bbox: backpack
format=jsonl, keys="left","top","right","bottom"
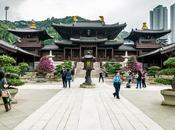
{"left": 113, "top": 76, "right": 120, "bottom": 83}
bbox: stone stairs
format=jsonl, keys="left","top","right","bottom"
{"left": 75, "top": 62, "right": 101, "bottom": 78}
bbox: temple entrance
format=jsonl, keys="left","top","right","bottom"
{"left": 81, "top": 46, "right": 96, "bottom": 58}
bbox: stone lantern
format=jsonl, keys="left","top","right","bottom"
{"left": 80, "top": 51, "right": 96, "bottom": 88}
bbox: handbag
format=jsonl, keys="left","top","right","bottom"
{"left": 1, "top": 90, "right": 9, "bottom": 98}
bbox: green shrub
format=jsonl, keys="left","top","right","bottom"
{"left": 148, "top": 66, "right": 160, "bottom": 77}
{"left": 7, "top": 78, "right": 25, "bottom": 86}
{"left": 159, "top": 68, "right": 175, "bottom": 75}
{"left": 63, "top": 60, "right": 72, "bottom": 69}
{"left": 55, "top": 64, "right": 63, "bottom": 77}
{"left": 18, "top": 62, "right": 29, "bottom": 76}
{"left": 155, "top": 78, "right": 174, "bottom": 85}
{"left": 0, "top": 55, "right": 16, "bottom": 67}
{"left": 155, "top": 57, "right": 175, "bottom": 89}
{"left": 4, "top": 66, "right": 21, "bottom": 75}
{"left": 105, "top": 62, "right": 122, "bottom": 74}
{"left": 164, "top": 57, "right": 175, "bottom": 67}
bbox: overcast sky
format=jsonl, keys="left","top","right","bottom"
{"left": 0, "top": 0, "right": 174, "bottom": 31}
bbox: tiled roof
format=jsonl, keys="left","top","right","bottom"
{"left": 0, "top": 40, "right": 39, "bottom": 57}
{"left": 125, "top": 29, "right": 171, "bottom": 42}
{"left": 138, "top": 43, "right": 175, "bottom": 58}
{"left": 118, "top": 44, "right": 136, "bottom": 51}
{"left": 70, "top": 37, "right": 107, "bottom": 42}
{"left": 41, "top": 44, "right": 59, "bottom": 50}
{"left": 8, "top": 28, "right": 53, "bottom": 41}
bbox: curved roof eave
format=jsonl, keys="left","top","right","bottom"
{"left": 125, "top": 29, "right": 171, "bottom": 42}
{"left": 8, "top": 29, "right": 53, "bottom": 41}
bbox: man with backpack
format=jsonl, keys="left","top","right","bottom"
{"left": 112, "top": 71, "right": 121, "bottom": 99}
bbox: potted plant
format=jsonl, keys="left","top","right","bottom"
{"left": 155, "top": 57, "right": 175, "bottom": 105}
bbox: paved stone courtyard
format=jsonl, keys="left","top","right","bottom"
{"left": 0, "top": 78, "right": 175, "bottom": 130}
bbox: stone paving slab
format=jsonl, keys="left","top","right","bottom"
{"left": 0, "top": 89, "right": 59, "bottom": 130}
{"left": 14, "top": 78, "right": 165, "bottom": 130}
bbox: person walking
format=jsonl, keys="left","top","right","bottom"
{"left": 142, "top": 70, "right": 147, "bottom": 88}
{"left": 99, "top": 70, "right": 104, "bottom": 83}
{"left": 61, "top": 68, "right": 67, "bottom": 88}
{"left": 71, "top": 67, "right": 75, "bottom": 81}
{"left": 0, "top": 71, "right": 11, "bottom": 112}
{"left": 66, "top": 69, "right": 72, "bottom": 88}
{"left": 112, "top": 71, "right": 121, "bottom": 99}
{"left": 136, "top": 71, "right": 142, "bottom": 89}
{"left": 126, "top": 72, "right": 133, "bottom": 88}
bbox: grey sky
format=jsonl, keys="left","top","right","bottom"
{"left": 0, "top": 0, "right": 174, "bottom": 31}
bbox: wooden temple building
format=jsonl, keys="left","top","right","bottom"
{"left": 0, "top": 40, "right": 38, "bottom": 68}
{"left": 8, "top": 20, "right": 52, "bottom": 56}
{"left": 125, "top": 22, "right": 171, "bottom": 67}
{"left": 4, "top": 18, "right": 172, "bottom": 68}
{"left": 41, "top": 20, "right": 137, "bottom": 62}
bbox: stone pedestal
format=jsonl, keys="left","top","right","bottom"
{"left": 161, "top": 89, "right": 175, "bottom": 106}
{"left": 80, "top": 83, "right": 96, "bottom": 88}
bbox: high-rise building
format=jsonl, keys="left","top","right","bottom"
{"left": 170, "top": 4, "right": 175, "bottom": 43}
{"left": 150, "top": 5, "right": 168, "bottom": 30}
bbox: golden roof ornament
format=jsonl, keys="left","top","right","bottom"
{"left": 30, "top": 19, "right": 36, "bottom": 29}
{"left": 72, "top": 16, "right": 78, "bottom": 23}
{"left": 99, "top": 16, "right": 104, "bottom": 22}
{"left": 142, "top": 22, "right": 148, "bottom": 30}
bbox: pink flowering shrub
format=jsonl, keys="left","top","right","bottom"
{"left": 37, "top": 56, "right": 55, "bottom": 73}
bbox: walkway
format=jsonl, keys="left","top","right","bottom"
{"left": 13, "top": 78, "right": 164, "bottom": 130}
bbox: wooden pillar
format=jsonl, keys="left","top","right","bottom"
{"left": 96, "top": 46, "right": 98, "bottom": 60}
{"left": 79, "top": 46, "right": 82, "bottom": 61}
{"left": 112, "top": 48, "right": 114, "bottom": 59}
{"left": 105, "top": 49, "right": 107, "bottom": 60}
{"left": 64, "top": 48, "right": 65, "bottom": 60}
{"left": 71, "top": 49, "right": 73, "bottom": 60}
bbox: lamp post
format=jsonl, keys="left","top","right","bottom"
{"left": 80, "top": 51, "right": 96, "bottom": 88}
{"left": 4, "top": 6, "right": 10, "bottom": 21}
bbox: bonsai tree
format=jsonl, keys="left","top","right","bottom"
{"left": 37, "top": 56, "right": 55, "bottom": 75}
{"left": 0, "top": 54, "right": 16, "bottom": 68}
{"left": 18, "top": 62, "right": 29, "bottom": 76}
{"left": 155, "top": 57, "right": 175, "bottom": 90}
{"left": 148, "top": 66, "right": 161, "bottom": 78}
{"left": 0, "top": 55, "right": 24, "bottom": 87}
{"left": 104, "top": 62, "right": 122, "bottom": 74}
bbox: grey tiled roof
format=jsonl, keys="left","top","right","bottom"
{"left": 118, "top": 44, "right": 136, "bottom": 51}
{"left": 0, "top": 40, "right": 38, "bottom": 57}
{"left": 8, "top": 28, "right": 53, "bottom": 41}
{"left": 125, "top": 29, "right": 171, "bottom": 42}
{"left": 70, "top": 37, "right": 107, "bottom": 42}
{"left": 55, "top": 40, "right": 73, "bottom": 45}
{"left": 41, "top": 44, "right": 59, "bottom": 50}
{"left": 138, "top": 43, "right": 175, "bottom": 58}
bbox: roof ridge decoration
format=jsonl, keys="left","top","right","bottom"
{"left": 142, "top": 22, "right": 148, "bottom": 30}
{"left": 30, "top": 19, "right": 37, "bottom": 29}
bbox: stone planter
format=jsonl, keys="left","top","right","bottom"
{"left": 0, "top": 87, "right": 18, "bottom": 105}
{"left": 161, "top": 89, "right": 175, "bottom": 106}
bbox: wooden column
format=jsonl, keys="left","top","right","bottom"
{"left": 96, "top": 46, "right": 98, "bottom": 60}
{"left": 64, "top": 48, "right": 65, "bottom": 60}
{"left": 79, "top": 46, "right": 82, "bottom": 61}
{"left": 112, "top": 48, "right": 114, "bottom": 59}
{"left": 71, "top": 49, "right": 73, "bottom": 60}
{"left": 105, "top": 49, "right": 107, "bottom": 60}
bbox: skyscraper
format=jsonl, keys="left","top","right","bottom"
{"left": 170, "top": 4, "right": 175, "bottom": 43}
{"left": 150, "top": 5, "right": 168, "bottom": 30}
